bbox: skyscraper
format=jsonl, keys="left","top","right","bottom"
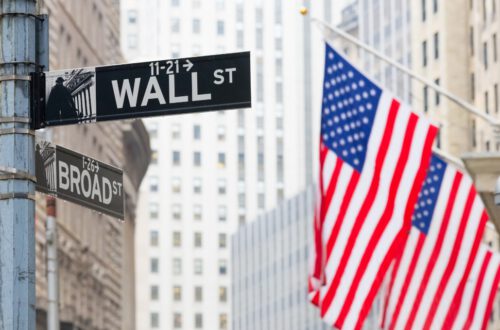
{"left": 120, "top": 0, "right": 333, "bottom": 328}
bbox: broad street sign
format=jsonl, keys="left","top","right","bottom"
{"left": 32, "top": 52, "right": 251, "bottom": 128}
{"left": 35, "top": 139, "right": 124, "bottom": 219}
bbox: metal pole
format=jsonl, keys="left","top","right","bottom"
{"left": 0, "top": 1, "right": 37, "bottom": 329}
{"left": 46, "top": 196, "right": 59, "bottom": 330}
{"left": 311, "top": 17, "right": 500, "bottom": 127}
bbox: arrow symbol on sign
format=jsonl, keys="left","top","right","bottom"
{"left": 183, "top": 59, "right": 193, "bottom": 72}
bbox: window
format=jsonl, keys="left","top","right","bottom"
{"left": 423, "top": 86, "right": 429, "bottom": 113}
{"left": 238, "top": 193, "right": 246, "bottom": 208}
{"left": 433, "top": 0, "right": 438, "bottom": 12}
{"left": 218, "top": 206, "right": 227, "bottom": 222}
{"left": 172, "top": 123, "right": 181, "bottom": 139}
{"left": 434, "top": 79, "right": 440, "bottom": 105}
{"left": 151, "top": 149, "right": 158, "bottom": 164}
{"left": 236, "top": 3, "right": 244, "bottom": 22}
{"left": 172, "top": 151, "right": 181, "bottom": 166}
{"left": 483, "top": 0, "right": 487, "bottom": 21}
{"left": 239, "top": 214, "right": 246, "bottom": 225}
{"left": 192, "top": 0, "right": 201, "bottom": 8}
{"left": 173, "top": 313, "right": 182, "bottom": 329}
{"left": 484, "top": 42, "right": 488, "bottom": 70}
{"left": 193, "top": 177, "right": 202, "bottom": 194}
{"left": 217, "top": 125, "right": 226, "bottom": 141}
{"left": 236, "top": 29, "right": 244, "bottom": 48}
{"left": 172, "top": 177, "right": 181, "bottom": 193}
{"left": 172, "top": 204, "right": 181, "bottom": 220}
{"left": 422, "top": 40, "right": 428, "bottom": 67}
{"left": 150, "top": 230, "right": 159, "bottom": 246}
{"left": 218, "top": 153, "right": 226, "bottom": 168}
{"left": 148, "top": 122, "right": 158, "bottom": 138}
{"left": 149, "top": 203, "right": 159, "bottom": 219}
{"left": 219, "top": 287, "right": 227, "bottom": 302}
{"left": 218, "top": 259, "right": 227, "bottom": 275}
{"left": 151, "top": 285, "right": 159, "bottom": 300}
{"left": 193, "top": 205, "right": 202, "bottom": 221}
{"left": 172, "top": 0, "right": 180, "bottom": 6}
{"left": 276, "top": 82, "right": 283, "bottom": 103}
{"left": 471, "top": 73, "right": 476, "bottom": 100}
{"left": 216, "top": 0, "right": 225, "bottom": 10}
{"left": 173, "top": 258, "right": 182, "bottom": 275}
{"left": 470, "top": 27, "right": 474, "bottom": 56}
{"left": 193, "top": 125, "right": 201, "bottom": 139}
{"left": 150, "top": 176, "right": 159, "bottom": 192}
{"left": 219, "top": 233, "right": 227, "bottom": 248}
{"left": 195, "top": 313, "right": 203, "bottom": 328}
{"left": 194, "top": 151, "right": 202, "bottom": 166}
{"left": 173, "top": 286, "right": 182, "bottom": 301}
{"left": 195, "top": 286, "right": 203, "bottom": 302}
{"left": 193, "top": 19, "right": 201, "bottom": 33}
{"left": 258, "top": 193, "right": 265, "bottom": 209}
{"left": 495, "top": 84, "right": 499, "bottom": 113}
{"left": 217, "top": 20, "right": 225, "bottom": 35}
{"left": 194, "top": 232, "right": 202, "bottom": 247}
{"left": 173, "top": 231, "right": 182, "bottom": 247}
{"left": 485, "top": 91, "right": 490, "bottom": 113}
{"left": 150, "top": 258, "right": 159, "bottom": 273}
{"left": 275, "top": 37, "right": 283, "bottom": 51}
{"left": 422, "top": 0, "right": 426, "bottom": 21}
{"left": 128, "top": 34, "right": 138, "bottom": 48}
{"left": 194, "top": 258, "right": 203, "bottom": 275}
{"left": 276, "top": 58, "right": 283, "bottom": 77}
{"left": 218, "top": 178, "right": 226, "bottom": 194}
{"left": 219, "top": 313, "right": 228, "bottom": 330}
{"left": 472, "top": 119, "right": 477, "bottom": 148}
{"left": 494, "top": 34, "right": 498, "bottom": 62}
{"left": 127, "top": 10, "right": 138, "bottom": 24}
{"left": 256, "top": 28, "right": 263, "bottom": 49}
{"left": 151, "top": 313, "right": 159, "bottom": 328}
{"left": 433, "top": 32, "right": 439, "bottom": 59}
{"left": 171, "top": 18, "right": 180, "bottom": 33}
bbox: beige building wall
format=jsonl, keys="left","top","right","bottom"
{"left": 34, "top": 1, "right": 150, "bottom": 329}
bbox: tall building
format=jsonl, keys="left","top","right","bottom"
{"left": 34, "top": 1, "right": 150, "bottom": 330}
{"left": 231, "top": 187, "right": 329, "bottom": 330}
{"left": 358, "top": 0, "right": 412, "bottom": 103}
{"left": 120, "top": 0, "right": 334, "bottom": 329}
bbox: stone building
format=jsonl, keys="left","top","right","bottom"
{"left": 34, "top": 1, "right": 150, "bottom": 329}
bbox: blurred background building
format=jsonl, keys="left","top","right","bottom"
{"left": 120, "top": 0, "right": 334, "bottom": 328}
{"left": 34, "top": 1, "right": 150, "bottom": 329}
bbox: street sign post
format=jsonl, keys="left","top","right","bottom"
{"left": 32, "top": 52, "right": 251, "bottom": 129}
{"left": 35, "top": 139, "right": 124, "bottom": 219}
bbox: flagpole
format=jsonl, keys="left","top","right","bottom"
{"left": 309, "top": 16, "right": 500, "bottom": 128}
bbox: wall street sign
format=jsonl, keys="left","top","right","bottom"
{"left": 35, "top": 139, "right": 124, "bottom": 219}
{"left": 32, "top": 52, "right": 251, "bottom": 128}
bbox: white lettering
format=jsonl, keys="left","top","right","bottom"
{"left": 81, "top": 170, "right": 92, "bottom": 198}
{"left": 102, "top": 177, "right": 112, "bottom": 205}
{"left": 91, "top": 174, "right": 102, "bottom": 202}
{"left": 69, "top": 165, "right": 81, "bottom": 194}
{"left": 58, "top": 161, "right": 69, "bottom": 190}
{"left": 192, "top": 72, "right": 212, "bottom": 101}
{"left": 168, "top": 74, "right": 189, "bottom": 103}
{"left": 111, "top": 78, "right": 141, "bottom": 109}
{"left": 213, "top": 69, "right": 224, "bottom": 85}
{"left": 141, "top": 76, "right": 166, "bottom": 106}
{"left": 225, "top": 68, "right": 236, "bottom": 83}
{"left": 113, "top": 181, "right": 123, "bottom": 197}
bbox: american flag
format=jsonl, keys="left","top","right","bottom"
{"left": 309, "top": 43, "right": 437, "bottom": 329}
{"left": 381, "top": 154, "right": 489, "bottom": 330}
{"left": 452, "top": 244, "right": 500, "bottom": 330}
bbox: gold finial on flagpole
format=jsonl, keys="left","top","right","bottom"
{"left": 299, "top": 6, "right": 309, "bottom": 16}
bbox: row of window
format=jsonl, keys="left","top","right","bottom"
{"left": 150, "top": 285, "right": 227, "bottom": 303}
{"left": 169, "top": 18, "right": 225, "bottom": 36}
{"left": 150, "top": 312, "right": 227, "bottom": 329}
{"left": 149, "top": 203, "right": 226, "bottom": 221}
{"left": 171, "top": 151, "right": 227, "bottom": 168}
{"left": 150, "top": 230, "right": 227, "bottom": 248}
{"left": 422, "top": 32, "right": 439, "bottom": 67}
{"left": 149, "top": 257, "right": 228, "bottom": 276}
{"left": 421, "top": 0, "right": 439, "bottom": 22}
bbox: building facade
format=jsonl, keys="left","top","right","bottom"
{"left": 231, "top": 187, "right": 329, "bottom": 330}
{"left": 120, "top": 0, "right": 334, "bottom": 329}
{"left": 34, "top": 1, "right": 150, "bottom": 329}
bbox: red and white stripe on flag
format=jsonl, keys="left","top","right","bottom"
{"left": 381, "top": 158, "right": 489, "bottom": 330}
{"left": 308, "top": 42, "right": 437, "bottom": 330}
{"left": 451, "top": 244, "right": 500, "bottom": 330}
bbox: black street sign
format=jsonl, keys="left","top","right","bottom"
{"left": 35, "top": 139, "right": 124, "bottom": 219}
{"left": 33, "top": 52, "right": 251, "bottom": 128}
